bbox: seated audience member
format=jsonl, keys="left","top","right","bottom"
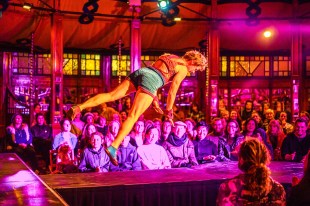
{"left": 287, "top": 151, "right": 310, "bottom": 206}
{"left": 223, "top": 119, "right": 245, "bottom": 161}
{"left": 266, "top": 119, "right": 286, "bottom": 161}
{"left": 262, "top": 109, "right": 275, "bottom": 131}
{"left": 216, "top": 139, "right": 286, "bottom": 206}
{"left": 184, "top": 118, "right": 197, "bottom": 141}
{"left": 187, "top": 102, "right": 205, "bottom": 123}
{"left": 251, "top": 111, "right": 264, "bottom": 129}
{"left": 79, "top": 132, "right": 110, "bottom": 173}
{"left": 162, "top": 121, "right": 198, "bottom": 168}
{"left": 278, "top": 111, "right": 294, "bottom": 135}
{"left": 172, "top": 104, "right": 185, "bottom": 122}
{"left": 281, "top": 117, "right": 310, "bottom": 162}
{"left": 129, "top": 120, "right": 145, "bottom": 147}
{"left": 70, "top": 111, "right": 85, "bottom": 138}
{"left": 229, "top": 109, "right": 242, "bottom": 130}
{"left": 206, "top": 117, "right": 226, "bottom": 150}
{"left": 152, "top": 118, "right": 162, "bottom": 135}
{"left": 30, "top": 113, "right": 53, "bottom": 169}
{"left": 104, "top": 120, "right": 120, "bottom": 148}
{"left": 193, "top": 121, "right": 217, "bottom": 164}
{"left": 96, "top": 115, "right": 108, "bottom": 136}
{"left": 157, "top": 120, "right": 172, "bottom": 145}
{"left": 53, "top": 142, "right": 78, "bottom": 174}
{"left": 7, "top": 113, "right": 38, "bottom": 171}
{"left": 80, "top": 123, "right": 97, "bottom": 150}
{"left": 240, "top": 100, "right": 254, "bottom": 121}
{"left": 137, "top": 126, "right": 171, "bottom": 170}
{"left": 242, "top": 118, "right": 274, "bottom": 159}
{"left": 119, "top": 110, "right": 128, "bottom": 122}
{"left": 110, "top": 135, "right": 141, "bottom": 171}
{"left": 53, "top": 118, "right": 78, "bottom": 153}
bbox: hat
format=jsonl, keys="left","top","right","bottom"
{"left": 195, "top": 121, "right": 210, "bottom": 130}
{"left": 82, "top": 112, "right": 94, "bottom": 122}
{"left": 174, "top": 121, "right": 187, "bottom": 128}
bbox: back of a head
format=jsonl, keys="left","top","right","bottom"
{"left": 238, "top": 138, "right": 271, "bottom": 196}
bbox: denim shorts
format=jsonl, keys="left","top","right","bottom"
{"left": 127, "top": 67, "right": 165, "bottom": 95}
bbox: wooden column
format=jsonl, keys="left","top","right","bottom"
{"left": 207, "top": 0, "right": 220, "bottom": 121}
{"left": 51, "top": 9, "right": 63, "bottom": 134}
{"left": 291, "top": 0, "right": 302, "bottom": 119}
{"left": 130, "top": 18, "right": 141, "bottom": 72}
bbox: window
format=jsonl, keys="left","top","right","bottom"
{"left": 273, "top": 56, "right": 291, "bottom": 76}
{"left": 111, "top": 55, "right": 130, "bottom": 77}
{"left": 220, "top": 55, "right": 291, "bottom": 77}
{"left": 63, "top": 53, "right": 101, "bottom": 76}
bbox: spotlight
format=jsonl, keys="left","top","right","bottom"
{"left": 158, "top": 0, "right": 171, "bottom": 11}
{"left": 263, "top": 30, "right": 272, "bottom": 38}
{"left": 23, "top": 3, "right": 32, "bottom": 11}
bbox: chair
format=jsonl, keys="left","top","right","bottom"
{"left": 49, "top": 147, "right": 79, "bottom": 173}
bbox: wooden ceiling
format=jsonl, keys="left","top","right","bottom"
{"left": 0, "top": 0, "right": 309, "bottom": 53}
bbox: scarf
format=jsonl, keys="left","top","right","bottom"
{"left": 167, "top": 132, "right": 188, "bottom": 147}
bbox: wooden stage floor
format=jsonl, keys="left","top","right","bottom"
{"left": 0, "top": 153, "right": 304, "bottom": 206}
{"left": 0, "top": 153, "right": 67, "bottom": 206}
{"left": 41, "top": 158, "right": 303, "bottom": 206}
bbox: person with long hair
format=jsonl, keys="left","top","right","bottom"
{"left": 266, "top": 119, "right": 286, "bottom": 161}
{"left": 66, "top": 50, "right": 207, "bottom": 165}
{"left": 216, "top": 138, "right": 286, "bottom": 205}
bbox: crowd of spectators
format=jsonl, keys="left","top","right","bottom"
{"left": 5, "top": 98, "right": 310, "bottom": 205}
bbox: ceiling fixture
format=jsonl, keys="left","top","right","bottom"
{"left": 158, "top": 0, "right": 181, "bottom": 27}
{"left": 22, "top": 2, "right": 32, "bottom": 11}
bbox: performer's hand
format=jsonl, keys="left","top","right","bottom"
{"left": 164, "top": 109, "right": 174, "bottom": 126}
{"left": 152, "top": 97, "right": 163, "bottom": 114}
{"left": 292, "top": 176, "right": 300, "bottom": 186}
{"left": 66, "top": 105, "right": 81, "bottom": 121}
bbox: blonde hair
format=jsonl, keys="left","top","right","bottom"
{"left": 182, "top": 50, "right": 207, "bottom": 71}
{"left": 238, "top": 138, "right": 271, "bottom": 196}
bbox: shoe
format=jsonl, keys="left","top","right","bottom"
{"left": 66, "top": 105, "right": 81, "bottom": 121}
{"left": 105, "top": 146, "right": 118, "bottom": 166}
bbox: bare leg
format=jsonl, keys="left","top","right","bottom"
{"left": 78, "top": 79, "right": 136, "bottom": 110}
{"left": 67, "top": 80, "right": 136, "bottom": 120}
{"left": 111, "top": 90, "right": 154, "bottom": 149}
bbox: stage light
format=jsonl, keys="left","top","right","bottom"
{"left": 173, "top": 17, "right": 181, "bottom": 21}
{"left": 23, "top": 3, "right": 32, "bottom": 11}
{"left": 263, "top": 30, "right": 272, "bottom": 38}
{"left": 158, "top": 0, "right": 171, "bottom": 11}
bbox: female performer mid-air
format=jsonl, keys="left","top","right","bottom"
{"left": 67, "top": 50, "right": 207, "bottom": 165}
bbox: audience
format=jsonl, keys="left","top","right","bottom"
{"left": 223, "top": 119, "right": 245, "bottom": 161}
{"left": 137, "top": 126, "right": 171, "bottom": 170}
{"left": 78, "top": 132, "right": 110, "bottom": 173}
{"left": 193, "top": 121, "right": 217, "bottom": 164}
{"left": 281, "top": 117, "right": 310, "bottom": 162}
{"left": 30, "top": 112, "right": 53, "bottom": 169}
{"left": 7, "top": 113, "right": 38, "bottom": 171}
{"left": 216, "top": 139, "right": 286, "bottom": 205}
{"left": 53, "top": 118, "right": 78, "bottom": 153}
{"left": 110, "top": 135, "right": 142, "bottom": 171}
{"left": 162, "top": 121, "right": 198, "bottom": 168}
{"left": 266, "top": 119, "right": 286, "bottom": 161}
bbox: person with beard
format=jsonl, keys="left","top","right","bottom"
{"left": 206, "top": 118, "right": 226, "bottom": 152}
{"left": 281, "top": 117, "right": 310, "bottom": 162}
{"left": 162, "top": 121, "right": 198, "bottom": 168}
